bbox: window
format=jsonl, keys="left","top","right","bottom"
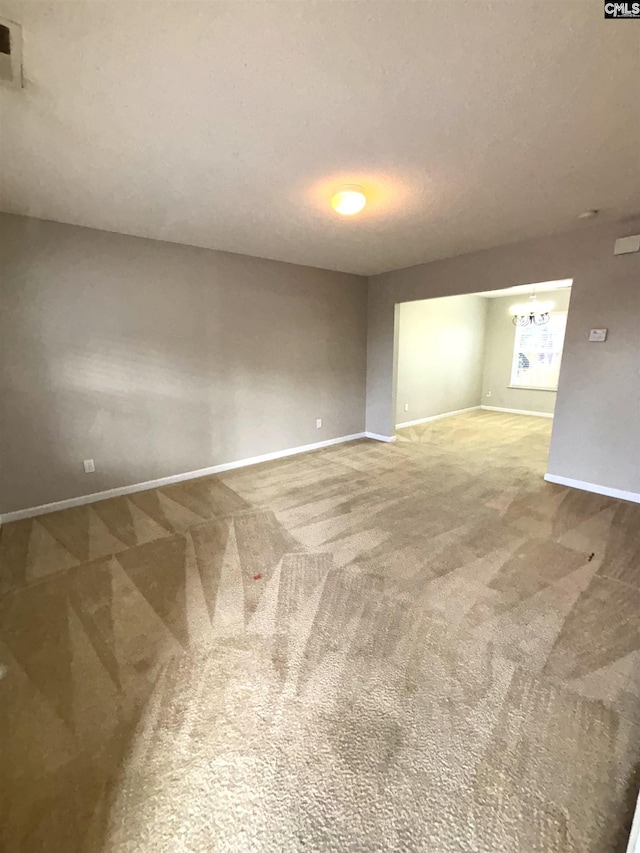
{"left": 510, "top": 312, "right": 567, "bottom": 390}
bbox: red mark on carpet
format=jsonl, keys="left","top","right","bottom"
{"left": 253, "top": 573, "right": 262, "bottom": 581}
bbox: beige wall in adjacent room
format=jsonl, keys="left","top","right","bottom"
{"left": 367, "top": 216, "right": 640, "bottom": 496}
{"left": 0, "top": 214, "right": 367, "bottom": 515}
{"left": 481, "top": 287, "right": 572, "bottom": 415}
{"left": 395, "top": 295, "right": 487, "bottom": 425}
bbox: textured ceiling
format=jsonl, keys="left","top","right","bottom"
{"left": 0, "top": 1, "right": 638, "bottom": 275}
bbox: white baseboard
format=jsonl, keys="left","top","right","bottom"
{"left": 395, "top": 406, "right": 480, "bottom": 429}
{"left": 481, "top": 405, "right": 554, "bottom": 419}
{"left": 544, "top": 473, "right": 640, "bottom": 504}
{"left": 365, "top": 432, "right": 397, "bottom": 443}
{"left": 0, "top": 432, "right": 367, "bottom": 524}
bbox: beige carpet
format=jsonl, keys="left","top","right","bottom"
{"left": 1, "top": 410, "right": 639, "bottom": 852}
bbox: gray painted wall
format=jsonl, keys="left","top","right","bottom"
{"left": 396, "top": 295, "right": 487, "bottom": 425}
{"left": 0, "top": 214, "right": 367, "bottom": 514}
{"left": 481, "top": 287, "right": 572, "bottom": 415}
{"left": 367, "top": 217, "right": 640, "bottom": 495}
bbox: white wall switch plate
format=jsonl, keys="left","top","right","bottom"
{"left": 404, "top": 403, "right": 409, "bottom": 412}
{"left": 589, "top": 328, "right": 608, "bottom": 342}
{"left": 316, "top": 418, "right": 322, "bottom": 429}
{"left": 83, "top": 459, "right": 96, "bottom": 473}
{"left": 486, "top": 390, "right": 492, "bottom": 397}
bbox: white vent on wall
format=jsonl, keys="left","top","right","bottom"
{"left": 614, "top": 235, "right": 640, "bottom": 256}
{"left": 0, "top": 18, "right": 23, "bottom": 89}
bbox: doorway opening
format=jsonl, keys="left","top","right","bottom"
{"left": 393, "top": 279, "right": 573, "bottom": 476}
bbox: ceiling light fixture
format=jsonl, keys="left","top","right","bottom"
{"left": 331, "top": 186, "right": 366, "bottom": 216}
{"left": 578, "top": 210, "right": 599, "bottom": 220}
{"left": 511, "top": 287, "right": 554, "bottom": 326}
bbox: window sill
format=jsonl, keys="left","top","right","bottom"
{"left": 508, "top": 385, "right": 558, "bottom": 392}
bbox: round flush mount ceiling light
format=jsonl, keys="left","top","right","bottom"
{"left": 331, "top": 186, "right": 367, "bottom": 216}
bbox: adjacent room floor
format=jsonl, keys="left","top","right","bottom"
{"left": 1, "top": 411, "right": 639, "bottom": 852}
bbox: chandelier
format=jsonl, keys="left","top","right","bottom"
{"left": 511, "top": 288, "right": 554, "bottom": 327}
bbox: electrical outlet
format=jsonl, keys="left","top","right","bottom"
{"left": 316, "top": 418, "right": 322, "bottom": 429}
{"left": 486, "top": 390, "right": 492, "bottom": 397}
{"left": 83, "top": 459, "right": 95, "bottom": 473}
{"left": 403, "top": 403, "right": 409, "bottom": 412}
